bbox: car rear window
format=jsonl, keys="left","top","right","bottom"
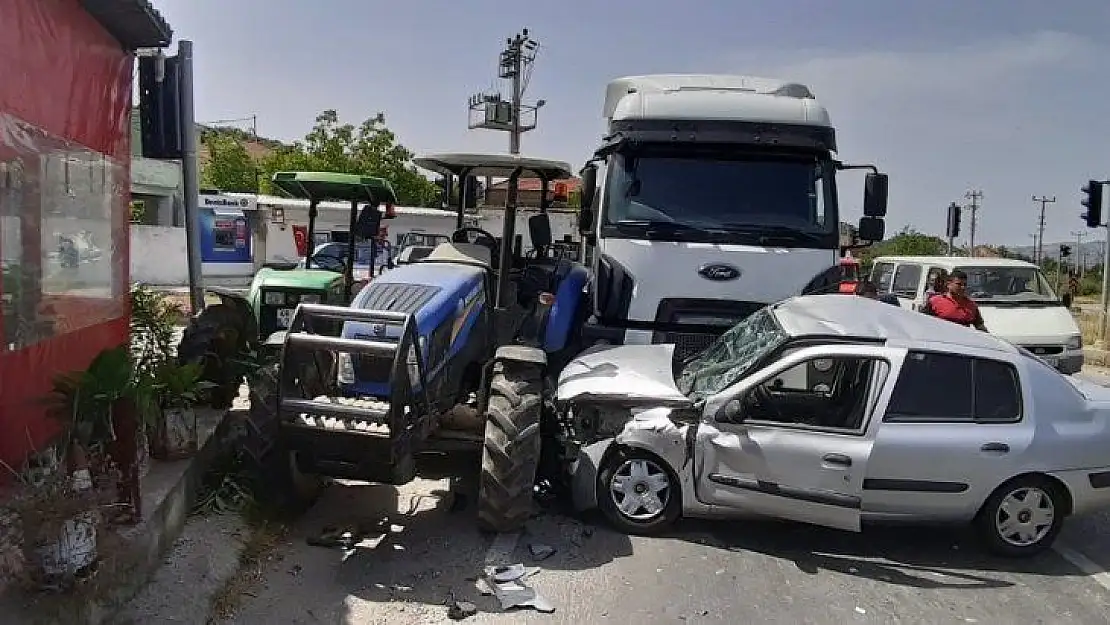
{"left": 884, "top": 351, "right": 1021, "bottom": 423}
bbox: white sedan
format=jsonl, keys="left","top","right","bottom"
{"left": 558, "top": 295, "right": 1110, "bottom": 557}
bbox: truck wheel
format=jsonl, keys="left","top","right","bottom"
{"left": 975, "top": 475, "right": 1066, "bottom": 558}
{"left": 597, "top": 447, "right": 681, "bottom": 536}
{"left": 178, "top": 303, "right": 249, "bottom": 409}
{"left": 477, "top": 362, "right": 542, "bottom": 533}
{"left": 242, "top": 363, "right": 323, "bottom": 515}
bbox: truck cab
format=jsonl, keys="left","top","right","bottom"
{"left": 577, "top": 74, "right": 888, "bottom": 359}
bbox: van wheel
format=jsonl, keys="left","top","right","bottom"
{"left": 598, "top": 447, "right": 681, "bottom": 535}
{"left": 975, "top": 475, "right": 1065, "bottom": 557}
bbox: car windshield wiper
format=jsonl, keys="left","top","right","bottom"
{"left": 719, "top": 224, "right": 825, "bottom": 245}
{"left": 612, "top": 220, "right": 732, "bottom": 238}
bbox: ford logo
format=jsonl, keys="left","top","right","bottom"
{"left": 698, "top": 263, "right": 741, "bottom": 282}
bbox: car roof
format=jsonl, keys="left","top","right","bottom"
{"left": 772, "top": 295, "right": 1020, "bottom": 356}
{"left": 872, "top": 256, "right": 1038, "bottom": 269}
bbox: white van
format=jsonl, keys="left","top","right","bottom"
{"left": 869, "top": 256, "right": 1083, "bottom": 374}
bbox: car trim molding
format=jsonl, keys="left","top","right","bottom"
{"left": 862, "top": 478, "right": 968, "bottom": 493}
{"left": 708, "top": 473, "right": 861, "bottom": 509}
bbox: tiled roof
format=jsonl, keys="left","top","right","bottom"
{"left": 490, "top": 177, "right": 581, "bottom": 192}
{"left": 82, "top": 0, "right": 173, "bottom": 49}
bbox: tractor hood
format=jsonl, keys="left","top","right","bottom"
{"left": 556, "top": 344, "right": 693, "bottom": 407}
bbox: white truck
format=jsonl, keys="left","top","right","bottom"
{"left": 576, "top": 74, "right": 889, "bottom": 358}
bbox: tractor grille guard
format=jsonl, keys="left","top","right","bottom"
{"left": 276, "top": 303, "right": 431, "bottom": 466}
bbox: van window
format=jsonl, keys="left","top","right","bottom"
{"left": 892, "top": 264, "right": 922, "bottom": 297}
{"left": 872, "top": 262, "right": 895, "bottom": 292}
{"left": 954, "top": 266, "right": 1057, "bottom": 303}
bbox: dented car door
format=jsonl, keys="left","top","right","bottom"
{"left": 694, "top": 345, "right": 901, "bottom": 532}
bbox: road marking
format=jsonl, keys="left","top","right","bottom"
{"left": 1055, "top": 544, "right": 1110, "bottom": 592}
{"left": 484, "top": 531, "right": 521, "bottom": 566}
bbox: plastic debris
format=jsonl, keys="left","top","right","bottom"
{"left": 481, "top": 563, "right": 555, "bottom": 613}
{"left": 529, "top": 543, "right": 556, "bottom": 561}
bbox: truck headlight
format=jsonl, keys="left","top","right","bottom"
{"left": 1066, "top": 335, "right": 1082, "bottom": 349}
{"left": 300, "top": 293, "right": 321, "bottom": 304}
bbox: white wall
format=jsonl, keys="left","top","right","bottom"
{"left": 264, "top": 206, "right": 460, "bottom": 262}
{"left": 476, "top": 208, "right": 579, "bottom": 249}
{"left": 130, "top": 225, "right": 188, "bottom": 285}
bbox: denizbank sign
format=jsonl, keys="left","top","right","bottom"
{"left": 199, "top": 194, "right": 257, "bottom": 212}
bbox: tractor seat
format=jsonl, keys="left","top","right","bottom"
{"left": 421, "top": 242, "right": 493, "bottom": 271}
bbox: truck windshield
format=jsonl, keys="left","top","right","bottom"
{"left": 955, "top": 265, "right": 1060, "bottom": 305}
{"left": 677, "top": 306, "right": 787, "bottom": 401}
{"left": 603, "top": 150, "right": 837, "bottom": 246}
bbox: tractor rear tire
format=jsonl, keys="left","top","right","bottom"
{"left": 178, "top": 303, "right": 249, "bottom": 409}
{"left": 477, "top": 361, "right": 543, "bottom": 533}
{"left": 241, "top": 363, "right": 323, "bottom": 515}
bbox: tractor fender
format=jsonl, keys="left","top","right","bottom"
{"left": 205, "top": 286, "right": 259, "bottom": 345}
{"left": 477, "top": 346, "right": 547, "bottom": 415}
{"left": 543, "top": 264, "right": 589, "bottom": 353}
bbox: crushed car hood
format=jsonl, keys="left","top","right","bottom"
{"left": 556, "top": 344, "right": 693, "bottom": 406}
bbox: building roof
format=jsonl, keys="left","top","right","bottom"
{"left": 82, "top": 0, "right": 173, "bottom": 49}
{"left": 772, "top": 294, "right": 1018, "bottom": 356}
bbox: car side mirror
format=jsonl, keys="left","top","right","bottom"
{"left": 857, "top": 216, "right": 885, "bottom": 243}
{"left": 716, "top": 399, "right": 745, "bottom": 423}
{"left": 863, "top": 173, "right": 888, "bottom": 217}
{"left": 580, "top": 163, "right": 597, "bottom": 209}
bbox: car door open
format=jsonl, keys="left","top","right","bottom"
{"left": 694, "top": 344, "right": 900, "bottom": 532}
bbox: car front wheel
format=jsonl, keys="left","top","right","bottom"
{"left": 975, "top": 476, "right": 1066, "bottom": 557}
{"left": 597, "top": 447, "right": 681, "bottom": 535}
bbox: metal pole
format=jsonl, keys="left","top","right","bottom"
{"left": 965, "top": 189, "right": 982, "bottom": 257}
{"left": 1101, "top": 223, "right": 1110, "bottom": 313}
{"left": 1032, "top": 195, "right": 1056, "bottom": 266}
{"left": 947, "top": 235, "right": 954, "bottom": 257}
{"left": 509, "top": 37, "right": 522, "bottom": 155}
{"left": 178, "top": 40, "right": 205, "bottom": 314}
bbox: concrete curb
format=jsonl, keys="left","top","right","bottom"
{"left": 2, "top": 403, "right": 238, "bottom": 624}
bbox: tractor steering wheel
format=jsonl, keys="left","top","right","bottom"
{"left": 451, "top": 227, "right": 499, "bottom": 257}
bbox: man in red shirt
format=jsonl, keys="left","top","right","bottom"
{"left": 922, "top": 270, "right": 987, "bottom": 331}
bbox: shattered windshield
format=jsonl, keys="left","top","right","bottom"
{"left": 956, "top": 266, "right": 1059, "bottom": 304}
{"left": 678, "top": 307, "right": 787, "bottom": 400}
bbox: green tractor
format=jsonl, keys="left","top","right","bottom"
{"left": 177, "top": 171, "right": 398, "bottom": 408}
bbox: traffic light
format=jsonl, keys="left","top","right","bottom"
{"left": 1060, "top": 244, "right": 1072, "bottom": 258}
{"left": 945, "top": 202, "right": 961, "bottom": 238}
{"left": 1082, "top": 180, "right": 1104, "bottom": 228}
{"left": 137, "top": 54, "right": 183, "bottom": 159}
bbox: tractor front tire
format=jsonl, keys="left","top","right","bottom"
{"left": 178, "top": 303, "right": 249, "bottom": 409}
{"left": 242, "top": 363, "right": 323, "bottom": 516}
{"left": 477, "top": 361, "right": 543, "bottom": 533}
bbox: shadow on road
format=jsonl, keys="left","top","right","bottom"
{"left": 666, "top": 516, "right": 1083, "bottom": 590}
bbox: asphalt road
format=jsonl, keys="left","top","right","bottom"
{"left": 219, "top": 371, "right": 1110, "bottom": 625}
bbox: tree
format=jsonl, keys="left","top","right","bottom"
{"left": 258, "top": 110, "right": 439, "bottom": 206}
{"left": 201, "top": 134, "right": 259, "bottom": 193}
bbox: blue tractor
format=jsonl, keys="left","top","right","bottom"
{"left": 257, "top": 153, "right": 590, "bottom": 531}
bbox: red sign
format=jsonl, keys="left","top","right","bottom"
{"left": 292, "top": 225, "right": 308, "bottom": 257}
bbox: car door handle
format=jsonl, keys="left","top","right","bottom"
{"left": 822, "top": 453, "right": 852, "bottom": 467}
{"left": 980, "top": 442, "right": 1010, "bottom": 453}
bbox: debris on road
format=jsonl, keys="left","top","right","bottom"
{"left": 528, "top": 542, "right": 556, "bottom": 561}
{"left": 447, "top": 600, "right": 479, "bottom": 620}
{"left": 478, "top": 563, "right": 555, "bottom": 614}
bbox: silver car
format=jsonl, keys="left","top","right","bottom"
{"left": 558, "top": 294, "right": 1110, "bottom": 557}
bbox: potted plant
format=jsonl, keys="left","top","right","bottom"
{"left": 149, "top": 362, "right": 210, "bottom": 460}
{"left": 45, "top": 347, "right": 146, "bottom": 525}
{"left": 129, "top": 283, "right": 183, "bottom": 474}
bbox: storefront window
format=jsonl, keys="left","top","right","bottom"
{"left": 0, "top": 112, "right": 126, "bottom": 351}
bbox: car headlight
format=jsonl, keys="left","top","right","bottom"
{"left": 264, "top": 291, "right": 285, "bottom": 305}
{"left": 1066, "top": 335, "right": 1082, "bottom": 349}
{"left": 300, "top": 293, "right": 321, "bottom": 304}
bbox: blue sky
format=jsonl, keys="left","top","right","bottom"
{"left": 152, "top": 0, "right": 1109, "bottom": 248}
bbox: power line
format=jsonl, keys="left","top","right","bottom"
{"left": 1032, "top": 195, "right": 1056, "bottom": 264}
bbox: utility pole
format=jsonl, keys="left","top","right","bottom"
{"left": 467, "top": 29, "right": 544, "bottom": 155}
{"left": 1030, "top": 233, "right": 1039, "bottom": 264}
{"left": 178, "top": 40, "right": 204, "bottom": 314}
{"left": 1072, "top": 230, "right": 1087, "bottom": 278}
{"left": 965, "top": 189, "right": 982, "bottom": 257}
{"left": 1032, "top": 195, "right": 1056, "bottom": 265}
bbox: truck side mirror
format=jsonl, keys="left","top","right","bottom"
{"left": 857, "top": 216, "right": 885, "bottom": 243}
{"left": 580, "top": 163, "right": 597, "bottom": 209}
{"left": 577, "top": 207, "right": 594, "bottom": 235}
{"left": 863, "top": 173, "right": 888, "bottom": 217}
